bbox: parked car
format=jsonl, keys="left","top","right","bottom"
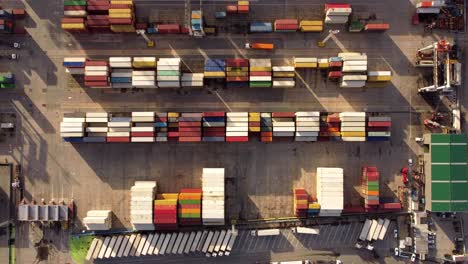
{"left": 394, "top": 229, "right": 398, "bottom": 238}
{"left": 410, "top": 253, "right": 417, "bottom": 262}
{"left": 394, "top": 248, "right": 399, "bottom": 256}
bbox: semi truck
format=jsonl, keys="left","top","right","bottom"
{"left": 245, "top": 42, "right": 274, "bottom": 50}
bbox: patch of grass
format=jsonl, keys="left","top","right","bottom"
{"left": 69, "top": 235, "right": 94, "bottom": 264}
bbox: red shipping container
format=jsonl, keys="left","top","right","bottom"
{"left": 106, "top": 137, "right": 129, "bottom": 142}
{"left": 328, "top": 61, "right": 342, "bottom": 68}
{"left": 226, "top": 59, "right": 249, "bottom": 67}
{"left": 87, "top": 15, "right": 109, "bottom": 20}
{"left": 181, "top": 27, "right": 189, "bottom": 34}
{"left": 85, "top": 76, "right": 108, "bottom": 81}
{"left": 87, "top": 20, "right": 110, "bottom": 26}
{"left": 272, "top": 112, "right": 295, "bottom": 117}
{"left": 62, "top": 18, "right": 85, "bottom": 23}
{"left": 226, "top": 136, "right": 248, "bottom": 142}
{"left": 109, "top": 18, "right": 133, "bottom": 24}
{"left": 64, "top": 6, "right": 86, "bottom": 11}
{"left": 249, "top": 122, "right": 260, "bottom": 127}
{"left": 168, "top": 132, "right": 179, "bottom": 137}
{"left": 249, "top": 71, "right": 271, "bottom": 76}
{"left": 203, "top": 112, "right": 225, "bottom": 117}
{"left": 294, "top": 189, "right": 307, "bottom": 194}
{"left": 85, "top": 81, "right": 109, "bottom": 87}
{"left": 179, "top": 127, "right": 201, "bottom": 132}
{"left": 85, "top": 60, "right": 108, "bottom": 66}
{"left": 227, "top": 76, "right": 249, "bottom": 82}
{"left": 179, "top": 132, "right": 201, "bottom": 137}
{"left": 87, "top": 5, "right": 110, "bottom": 11}
{"left": 157, "top": 24, "right": 180, "bottom": 34}
{"left": 261, "top": 137, "right": 272, "bottom": 142}
{"left": 0, "top": 20, "right": 4, "bottom": 25}
{"left": 109, "top": 4, "right": 133, "bottom": 9}
{"left": 237, "top": 5, "right": 249, "bottom": 13}
{"left": 328, "top": 71, "right": 343, "bottom": 78}
{"left": 155, "top": 209, "right": 177, "bottom": 215}
{"left": 179, "top": 137, "right": 202, "bottom": 142}
{"left": 203, "top": 131, "right": 225, "bottom": 137}
{"left": 154, "top": 205, "right": 176, "bottom": 210}
{"left": 275, "top": 19, "right": 298, "bottom": 25}
{"left": 179, "top": 122, "right": 201, "bottom": 127}
{"left": 12, "top": 9, "right": 26, "bottom": 18}
{"left": 365, "top": 23, "right": 390, "bottom": 31}
{"left": 261, "top": 132, "right": 272, "bottom": 137}
{"left": 226, "top": 5, "right": 237, "bottom": 13}
{"left": 180, "top": 188, "right": 202, "bottom": 193}
{"left": 135, "top": 23, "right": 147, "bottom": 30}
{"left": 275, "top": 24, "right": 298, "bottom": 30}
{"left": 368, "top": 121, "right": 391, "bottom": 127}
{"left": 325, "top": 4, "right": 351, "bottom": 10}
{"left": 380, "top": 202, "right": 401, "bottom": 209}
{"left": 131, "top": 132, "right": 154, "bottom": 137}
{"left": 155, "top": 117, "right": 168, "bottom": 122}
{"left": 88, "top": 0, "right": 110, "bottom": 4}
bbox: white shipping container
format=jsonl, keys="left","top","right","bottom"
{"left": 341, "top": 121, "right": 366, "bottom": 127}
{"left": 341, "top": 137, "right": 366, "bottom": 141}
{"left": 61, "top": 132, "right": 84, "bottom": 137}
{"left": 107, "top": 122, "right": 131, "bottom": 127}
{"left": 326, "top": 8, "right": 352, "bottom": 15}
{"left": 64, "top": 57, "right": 86, "bottom": 63}
{"left": 272, "top": 122, "right": 295, "bottom": 127}
{"left": 109, "top": 57, "right": 132, "bottom": 63}
{"left": 66, "top": 68, "right": 85, "bottom": 75}
{"left": 85, "top": 71, "right": 109, "bottom": 76}
{"left": 340, "top": 80, "right": 366, "bottom": 88}
{"left": 63, "top": 10, "right": 87, "bottom": 17}
{"left": 294, "top": 57, "right": 317, "bottom": 63}
{"left": 157, "top": 81, "right": 180, "bottom": 88}
{"left": 107, "top": 132, "right": 130, "bottom": 137}
{"left": 131, "top": 137, "right": 155, "bottom": 142}
{"left": 295, "top": 111, "right": 319, "bottom": 117}
{"left": 111, "top": 72, "right": 132, "bottom": 78}
{"left": 272, "top": 66, "right": 295, "bottom": 72}
{"left": 131, "top": 117, "right": 154, "bottom": 122}
{"left": 86, "top": 113, "right": 108, "bottom": 118}
{"left": 60, "top": 122, "right": 84, "bottom": 127}
{"left": 226, "top": 117, "right": 248, "bottom": 122}
{"left": 296, "top": 117, "right": 320, "bottom": 122}
{"left": 341, "top": 127, "right": 365, "bottom": 132}
{"left": 338, "top": 53, "right": 367, "bottom": 61}
{"left": 343, "top": 61, "right": 367, "bottom": 66}
{"left": 60, "top": 127, "right": 84, "bottom": 133}
{"left": 250, "top": 76, "right": 272, "bottom": 81}
{"left": 342, "top": 75, "right": 367, "bottom": 81}
{"left": 226, "top": 126, "right": 248, "bottom": 132}
{"left": 132, "top": 81, "right": 156, "bottom": 87}
{"left": 85, "top": 66, "right": 109, "bottom": 71}
{"left": 132, "top": 71, "right": 155, "bottom": 76}
{"left": 296, "top": 126, "right": 320, "bottom": 132}
{"left": 182, "top": 73, "right": 204, "bottom": 81}
{"left": 108, "top": 127, "right": 130, "bottom": 132}
{"left": 133, "top": 57, "right": 156, "bottom": 62}
{"left": 368, "top": 71, "right": 391, "bottom": 77}
{"left": 295, "top": 131, "right": 319, "bottom": 137}
{"left": 226, "top": 112, "right": 248, "bottom": 117}
{"left": 132, "top": 76, "right": 155, "bottom": 81}
{"left": 157, "top": 65, "right": 180, "bottom": 71}
{"left": 296, "top": 121, "right": 320, "bottom": 127}
{"left": 157, "top": 76, "right": 180, "bottom": 81}
{"left": 252, "top": 229, "right": 280, "bottom": 236}
{"left": 325, "top": 15, "right": 349, "bottom": 24}
{"left": 109, "top": 62, "right": 132, "bottom": 68}
{"left": 273, "top": 80, "right": 295, "bottom": 87}
{"left": 86, "top": 117, "right": 108, "bottom": 123}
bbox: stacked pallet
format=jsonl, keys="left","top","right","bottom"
{"left": 319, "top": 113, "right": 341, "bottom": 141}
{"left": 132, "top": 70, "right": 155, "bottom": 88}
{"left": 110, "top": 57, "right": 132, "bottom": 88}
{"left": 202, "top": 168, "right": 225, "bottom": 226}
{"left": 107, "top": 114, "right": 131, "bottom": 142}
{"left": 248, "top": 112, "right": 260, "bottom": 135}
{"left": 109, "top": 0, "right": 135, "bottom": 32}
{"left": 167, "top": 112, "right": 180, "bottom": 142}
{"left": 84, "top": 112, "right": 108, "bottom": 142}
{"left": 367, "top": 116, "right": 391, "bottom": 141}
{"left": 272, "top": 66, "right": 295, "bottom": 88}
{"left": 83, "top": 210, "right": 112, "bottom": 230}
{"left": 202, "top": 112, "right": 225, "bottom": 142}
{"left": 131, "top": 181, "right": 156, "bottom": 231}
{"left": 85, "top": 60, "right": 109, "bottom": 87}
{"left": 63, "top": 57, "right": 86, "bottom": 75}
{"left": 179, "top": 113, "right": 202, "bottom": 142}
{"left": 293, "top": 188, "right": 309, "bottom": 217}
{"left": 181, "top": 73, "right": 204, "bottom": 87}
{"left": 178, "top": 189, "right": 202, "bottom": 226}
{"left": 328, "top": 57, "right": 343, "bottom": 80}
{"left": 316, "top": 167, "right": 344, "bottom": 217}
{"left": 367, "top": 71, "right": 392, "bottom": 82}
{"left": 249, "top": 59, "right": 272, "bottom": 88}
{"left": 272, "top": 112, "right": 295, "bottom": 141}
{"left": 274, "top": 19, "right": 298, "bottom": 32}
{"left": 299, "top": 20, "right": 323, "bottom": 32}
{"left": 260, "top": 113, "right": 273, "bottom": 142}
{"left": 226, "top": 59, "right": 249, "bottom": 86}
{"left": 362, "top": 166, "right": 379, "bottom": 209}
{"left": 340, "top": 52, "right": 367, "bottom": 88}
{"left": 204, "top": 59, "right": 226, "bottom": 79}
{"left": 294, "top": 57, "right": 317, "bottom": 69}
{"left": 61, "top": 114, "right": 85, "bottom": 139}
{"left": 0, "top": 72, "right": 14, "bottom": 89}
{"left": 237, "top": 1, "right": 249, "bottom": 13}
{"left": 157, "top": 58, "right": 181, "bottom": 88}
{"left": 131, "top": 112, "right": 155, "bottom": 142}
{"left": 295, "top": 112, "right": 320, "bottom": 142}
{"left": 154, "top": 193, "right": 178, "bottom": 230}
{"left": 155, "top": 112, "right": 168, "bottom": 142}
{"left": 340, "top": 112, "right": 366, "bottom": 142}
{"left": 226, "top": 112, "right": 248, "bottom": 142}
{"left": 325, "top": 4, "right": 352, "bottom": 24}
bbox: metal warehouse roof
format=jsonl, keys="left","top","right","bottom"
{"left": 429, "top": 134, "right": 468, "bottom": 212}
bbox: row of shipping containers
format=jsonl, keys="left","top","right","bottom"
{"left": 293, "top": 188, "right": 320, "bottom": 217}
{"left": 59, "top": 112, "right": 392, "bottom": 143}
{"left": 0, "top": 8, "right": 26, "bottom": 34}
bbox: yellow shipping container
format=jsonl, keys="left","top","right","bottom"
{"left": 250, "top": 66, "right": 272, "bottom": 71}
{"left": 367, "top": 76, "right": 391, "bottom": 82}
{"left": 318, "top": 62, "right": 329, "bottom": 68}
{"left": 168, "top": 112, "right": 180, "bottom": 117}
{"left": 300, "top": 20, "right": 323, "bottom": 26}
{"left": 301, "top": 26, "right": 323, "bottom": 32}
{"left": 226, "top": 67, "right": 249, "bottom": 72}
{"left": 249, "top": 112, "right": 260, "bottom": 117}
{"left": 249, "top": 127, "right": 260, "bottom": 132}
{"left": 341, "top": 131, "right": 366, "bottom": 137}
{"left": 158, "top": 193, "right": 179, "bottom": 199}
{"left": 109, "top": 13, "right": 133, "bottom": 19}
{"left": 238, "top": 0, "right": 250, "bottom": 5}
{"left": 294, "top": 62, "right": 317, "bottom": 68}
{"left": 132, "top": 61, "right": 157, "bottom": 68}
{"left": 226, "top": 71, "right": 248, "bottom": 77}
{"left": 154, "top": 200, "right": 177, "bottom": 205}
{"left": 296, "top": 200, "right": 309, "bottom": 204}
{"left": 109, "top": 9, "right": 132, "bottom": 14}
{"left": 180, "top": 208, "right": 200, "bottom": 214}
{"left": 204, "top": 72, "right": 225, "bottom": 78}
{"left": 111, "top": 0, "right": 133, "bottom": 5}
{"left": 308, "top": 203, "right": 321, "bottom": 209}
{"left": 273, "top": 72, "right": 295, "bottom": 77}
{"left": 191, "top": 13, "right": 201, "bottom": 19}
{"left": 249, "top": 117, "right": 260, "bottom": 122}
{"left": 110, "top": 25, "right": 135, "bottom": 32}
{"left": 61, "top": 23, "right": 85, "bottom": 30}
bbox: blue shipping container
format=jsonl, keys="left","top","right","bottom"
{"left": 250, "top": 22, "right": 273, "bottom": 33}
{"left": 111, "top": 77, "right": 132, "bottom": 83}
{"left": 63, "top": 62, "right": 85, "bottom": 68}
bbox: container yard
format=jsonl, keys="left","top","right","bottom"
{"left": 1, "top": 0, "right": 468, "bottom": 263}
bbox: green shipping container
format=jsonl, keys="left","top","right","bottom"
{"left": 179, "top": 200, "right": 201, "bottom": 205}
{"left": 1, "top": 83, "right": 14, "bottom": 89}
{"left": 64, "top": 0, "right": 87, "bottom": 6}
{"left": 250, "top": 81, "right": 272, "bottom": 88}
{"left": 157, "top": 70, "right": 180, "bottom": 76}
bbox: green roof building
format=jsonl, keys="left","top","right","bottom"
{"left": 424, "top": 134, "right": 468, "bottom": 212}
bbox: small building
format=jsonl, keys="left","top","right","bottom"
{"left": 424, "top": 134, "right": 468, "bottom": 212}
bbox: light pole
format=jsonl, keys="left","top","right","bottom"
{"left": 317, "top": 29, "right": 340, "bottom": 47}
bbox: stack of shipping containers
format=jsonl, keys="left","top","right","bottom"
{"left": 83, "top": 210, "right": 112, "bottom": 230}
{"left": 60, "top": 114, "right": 85, "bottom": 139}
{"left": 237, "top": 1, "right": 249, "bottom": 13}
{"left": 155, "top": 112, "right": 168, "bottom": 142}
{"left": 249, "top": 22, "right": 273, "bottom": 33}
{"left": 191, "top": 10, "right": 203, "bottom": 34}
{"left": 0, "top": 72, "right": 15, "bottom": 89}
{"left": 132, "top": 57, "right": 156, "bottom": 88}
{"left": 272, "top": 112, "right": 295, "bottom": 142}
{"left": 85, "top": 60, "right": 109, "bottom": 88}
{"left": 324, "top": 4, "right": 352, "bottom": 24}
{"left": 179, "top": 113, "right": 202, "bottom": 142}
{"left": 274, "top": 19, "right": 298, "bottom": 32}
{"left": 109, "top": 57, "right": 132, "bottom": 88}
{"left": 295, "top": 112, "right": 320, "bottom": 142}
{"left": 178, "top": 189, "right": 202, "bottom": 226}
{"left": 362, "top": 166, "right": 380, "bottom": 210}
{"left": 367, "top": 116, "right": 391, "bottom": 141}
{"left": 299, "top": 20, "right": 323, "bottom": 32}
{"left": 294, "top": 57, "right": 318, "bottom": 69}
{"left": 181, "top": 73, "right": 204, "bottom": 88}
{"left": 154, "top": 193, "right": 178, "bottom": 230}
{"left": 293, "top": 188, "right": 309, "bottom": 217}
{"left": 131, "top": 112, "right": 155, "bottom": 142}
{"left": 248, "top": 112, "right": 260, "bottom": 136}
{"left": 340, "top": 112, "right": 366, "bottom": 142}
{"left": 107, "top": 114, "right": 131, "bottom": 142}
{"left": 86, "top": 1, "right": 110, "bottom": 33}
{"left": 316, "top": 167, "right": 344, "bottom": 217}
{"left": 0, "top": 10, "right": 14, "bottom": 34}
{"left": 340, "top": 52, "right": 367, "bottom": 88}
{"left": 204, "top": 59, "right": 226, "bottom": 79}
{"left": 260, "top": 113, "right": 273, "bottom": 142}
{"left": 249, "top": 59, "right": 272, "bottom": 88}
{"left": 318, "top": 58, "right": 329, "bottom": 70}
{"left": 167, "top": 112, "right": 180, "bottom": 142}
{"left": 202, "top": 112, "right": 226, "bottom": 142}
{"left": 84, "top": 112, "right": 108, "bottom": 143}
{"left": 62, "top": 0, "right": 87, "bottom": 32}
{"left": 109, "top": 0, "right": 135, "bottom": 33}
{"left": 367, "top": 71, "right": 392, "bottom": 82}
{"left": 202, "top": 168, "right": 225, "bottom": 226}
{"left": 226, "top": 59, "right": 249, "bottom": 88}
{"left": 226, "top": 112, "right": 248, "bottom": 142}
{"left": 308, "top": 199, "right": 321, "bottom": 217}
{"left": 328, "top": 57, "right": 343, "bottom": 80}
{"left": 131, "top": 181, "right": 156, "bottom": 231}
{"left": 319, "top": 113, "right": 341, "bottom": 141}
{"left": 63, "top": 57, "right": 86, "bottom": 75}
{"left": 157, "top": 58, "right": 181, "bottom": 88}
{"left": 272, "top": 65, "right": 295, "bottom": 88}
